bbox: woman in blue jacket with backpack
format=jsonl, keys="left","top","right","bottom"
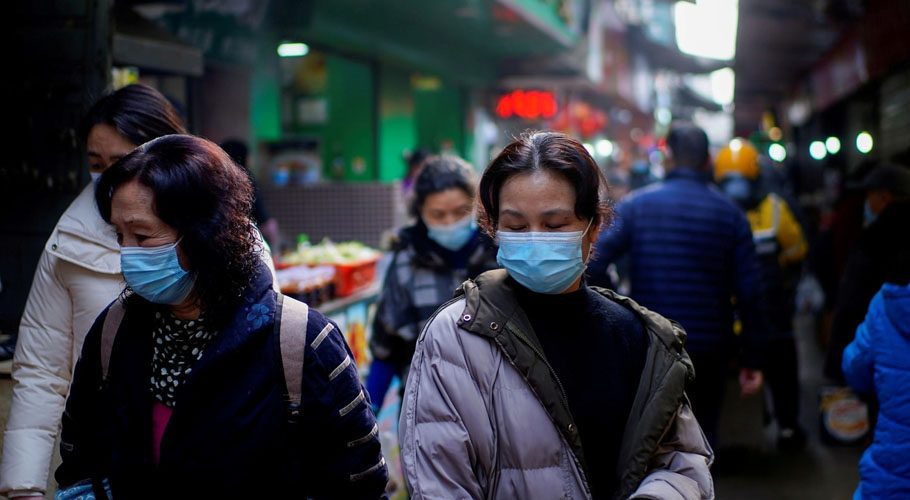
{"left": 55, "top": 134, "right": 387, "bottom": 498}
{"left": 843, "top": 281, "right": 910, "bottom": 499}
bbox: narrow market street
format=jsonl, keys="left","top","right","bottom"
{"left": 5, "top": 1, "right": 909, "bottom": 498}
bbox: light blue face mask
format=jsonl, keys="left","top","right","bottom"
{"left": 496, "top": 221, "right": 592, "bottom": 294}
{"left": 427, "top": 215, "right": 477, "bottom": 251}
{"left": 721, "top": 175, "right": 753, "bottom": 207}
{"left": 121, "top": 238, "right": 195, "bottom": 305}
{"left": 90, "top": 172, "right": 102, "bottom": 184}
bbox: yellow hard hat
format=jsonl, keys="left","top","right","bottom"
{"left": 715, "top": 138, "right": 760, "bottom": 181}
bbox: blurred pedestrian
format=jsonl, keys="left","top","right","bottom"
{"left": 220, "top": 139, "right": 283, "bottom": 252}
{"left": 629, "top": 154, "right": 659, "bottom": 191}
{"left": 716, "top": 138, "right": 809, "bottom": 450}
{"left": 399, "top": 132, "right": 712, "bottom": 499}
{"left": 588, "top": 122, "right": 767, "bottom": 447}
{"left": 0, "top": 84, "right": 186, "bottom": 499}
{"left": 367, "top": 155, "right": 498, "bottom": 411}
{"left": 401, "top": 148, "right": 431, "bottom": 198}
{"left": 842, "top": 281, "right": 910, "bottom": 499}
{"left": 55, "top": 135, "right": 387, "bottom": 497}
{"left": 825, "top": 163, "right": 910, "bottom": 382}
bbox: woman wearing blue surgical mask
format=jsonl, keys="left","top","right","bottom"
{"left": 54, "top": 135, "right": 387, "bottom": 497}
{"left": 399, "top": 132, "right": 713, "bottom": 499}
{"left": 1, "top": 84, "right": 186, "bottom": 499}
{"left": 367, "top": 155, "right": 498, "bottom": 412}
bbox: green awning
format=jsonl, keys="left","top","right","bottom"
{"left": 273, "top": 0, "right": 582, "bottom": 85}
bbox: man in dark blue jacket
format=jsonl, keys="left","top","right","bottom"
{"left": 588, "top": 122, "right": 767, "bottom": 446}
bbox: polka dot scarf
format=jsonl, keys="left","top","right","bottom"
{"left": 150, "top": 310, "right": 216, "bottom": 407}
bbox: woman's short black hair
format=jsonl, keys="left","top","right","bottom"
{"left": 82, "top": 84, "right": 187, "bottom": 146}
{"left": 411, "top": 155, "right": 477, "bottom": 217}
{"left": 478, "top": 131, "right": 612, "bottom": 234}
{"left": 96, "top": 134, "right": 257, "bottom": 324}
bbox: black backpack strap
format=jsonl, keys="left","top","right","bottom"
{"left": 276, "top": 294, "right": 309, "bottom": 421}
{"left": 100, "top": 299, "right": 126, "bottom": 381}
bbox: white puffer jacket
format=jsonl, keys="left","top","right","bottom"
{"left": 1, "top": 184, "right": 123, "bottom": 497}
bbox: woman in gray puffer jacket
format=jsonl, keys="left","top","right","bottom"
{"left": 400, "top": 132, "right": 714, "bottom": 499}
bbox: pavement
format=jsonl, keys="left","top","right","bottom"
{"left": 0, "top": 313, "right": 863, "bottom": 498}
{"left": 713, "top": 313, "right": 863, "bottom": 500}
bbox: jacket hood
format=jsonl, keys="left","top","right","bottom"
{"left": 49, "top": 183, "right": 120, "bottom": 274}
{"left": 882, "top": 282, "right": 910, "bottom": 338}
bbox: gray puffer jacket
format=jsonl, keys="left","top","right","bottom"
{"left": 400, "top": 270, "right": 714, "bottom": 499}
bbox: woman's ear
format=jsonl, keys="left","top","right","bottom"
{"left": 583, "top": 220, "right": 602, "bottom": 262}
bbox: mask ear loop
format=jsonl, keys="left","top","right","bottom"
{"left": 581, "top": 218, "right": 594, "bottom": 237}
{"left": 581, "top": 218, "right": 597, "bottom": 266}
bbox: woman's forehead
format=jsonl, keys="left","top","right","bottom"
{"left": 499, "top": 170, "right": 575, "bottom": 210}
{"left": 110, "top": 181, "right": 157, "bottom": 223}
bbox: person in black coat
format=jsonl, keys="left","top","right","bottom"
{"left": 56, "top": 135, "right": 387, "bottom": 498}
{"left": 825, "top": 163, "right": 910, "bottom": 382}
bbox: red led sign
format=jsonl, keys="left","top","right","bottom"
{"left": 496, "top": 90, "right": 558, "bottom": 120}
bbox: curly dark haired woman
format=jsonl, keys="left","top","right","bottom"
{"left": 55, "top": 135, "right": 387, "bottom": 497}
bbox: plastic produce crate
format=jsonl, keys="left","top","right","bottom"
{"left": 334, "top": 257, "right": 379, "bottom": 297}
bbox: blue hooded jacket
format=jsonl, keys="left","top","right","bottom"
{"left": 843, "top": 282, "right": 910, "bottom": 500}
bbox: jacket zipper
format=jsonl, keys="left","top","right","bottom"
{"left": 441, "top": 289, "right": 591, "bottom": 497}
{"left": 505, "top": 324, "right": 592, "bottom": 498}
{"left": 506, "top": 324, "right": 573, "bottom": 419}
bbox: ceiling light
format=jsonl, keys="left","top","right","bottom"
{"left": 856, "top": 132, "right": 873, "bottom": 154}
{"left": 809, "top": 141, "right": 827, "bottom": 160}
{"left": 596, "top": 139, "right": 614, "bottom": 158}
{"left": 278, "top": 43, "right": 309, "bottom": 58}
{"left": 768, "top": 143, "right": 787, "bottom": 162}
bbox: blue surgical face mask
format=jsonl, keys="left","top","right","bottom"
{"left": 863, "top": 200, "right": 878, "bottom": 226}
{"left": 721, "top": 175, "right": 753, "bottom": 207}
{"left": 90, "top": 172, "right": 102, "bottom": 184}
{"left": 496, "top": 221, "right": 592, "bottom": 294}
{"left": 121, "top": 238, "right": 195, "bottom": 305}
{"left": 427, "top": 215, "right": 477, "bottom": 251}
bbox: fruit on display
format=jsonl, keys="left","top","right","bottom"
{"left": 281, "top": 237, "right": 381, "bottom": 298}
{"left": 282, "top": 238, "right": 381, "bottom": 266}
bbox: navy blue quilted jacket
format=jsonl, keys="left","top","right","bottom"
{"left": 56, "top": 261, "right": 388, "bottom": 498}
{"left": 588, "top": 168, "right": 766, "bottom": 365}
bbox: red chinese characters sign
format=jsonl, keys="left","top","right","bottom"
{"left": 496, "top": 90, "right": 558, "bottom": 120}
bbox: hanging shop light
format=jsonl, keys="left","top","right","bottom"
{"left": 595, "top": 139, "right": 614, "bottom": 158}
{"left": 809, "top": 141, "right": 827, "bottom": 160}
{"left": 856, "top": 132, "right": 874, "bottom": 154}
{"left": 768, "top": 143, "right": 787, "bottom": 163}
{"left": 825, "top": 136, "right": 841, "bottom": 154}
